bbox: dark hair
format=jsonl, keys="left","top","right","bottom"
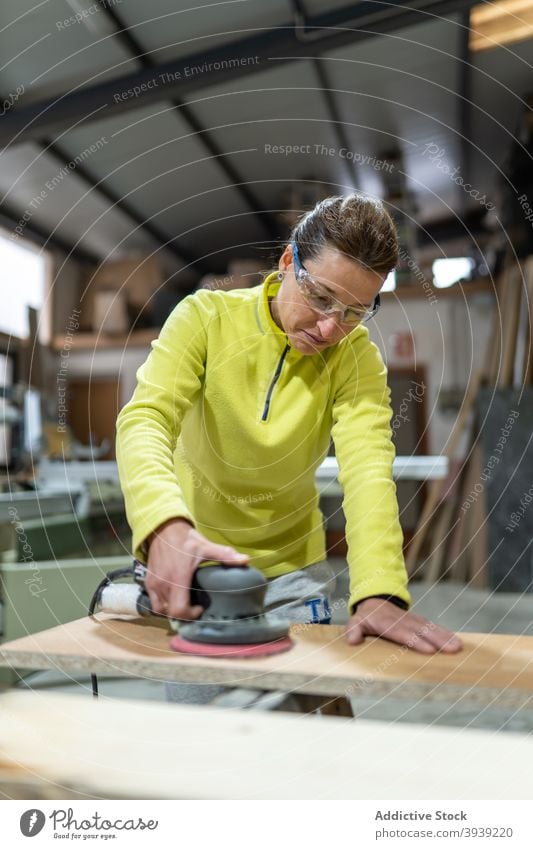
{"left": 291, "top": 193, "right": 398, "bottom": 275}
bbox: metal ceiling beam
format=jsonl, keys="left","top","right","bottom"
{"left": 289, "top": 0, "right": 358, "bottom": 188}
{"left": 0, "top": 86, "right": 99, "bottom": 263}
{"left": 0, "top": 202, "right": 100, "bottom": 263}
{"left": 0, "top": 128, "right": 199, "bottom": 267}
{"left": 458, "top": 7, "right": 472, "bottom": 217}
{"left": 34, "top": 6, "right": 212, "bottom": 270}
{"left": 417, "top": 207, "right": 487, "bottom": 246}
{"left": 41, "top": 138, "right": 205, "bottom": 269}
{"left": 285, "top": 0, "right": 359, "bottom": 188}
{"left": 312, "top": 61, "right": 360, "bottom": 189}
{"left": 0, "top": 0, "right": 479, "bottom": 147}
{"left": 95, "top": 1, "right": 279, "bottom": 242}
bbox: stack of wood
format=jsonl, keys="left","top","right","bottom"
{"left": 406, "top": 256, "right": 533, "bottom": 587}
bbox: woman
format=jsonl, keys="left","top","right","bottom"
{"left": 116, "top": 193, "right": 461, "bottom": 655}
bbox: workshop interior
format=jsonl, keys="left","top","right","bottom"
{"left": 1, "top": 0, "right": 533, "bottom": 806}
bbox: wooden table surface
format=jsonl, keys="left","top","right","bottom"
{"left": 1, "top": 615, "right": 533, "bottom": 709}
{"left": 1, "top": 690, "right": 533, "bottom": 799}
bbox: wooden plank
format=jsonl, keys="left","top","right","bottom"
{"left": 498, "top": 264, "right": 523, "bottom": 388}
{"left": 380, "top": 278, "right": 493, "bottom": 301}
{"left": 423, "top": 497, "right": 455, "bottom": 583}
{"left": 447, "top": 441, "right": 487, "bottom": 586}
{"left": 449, "top": 455, "right": 479, "bottom": 583}
{"left": 27, "top": 306, "right": 44, "bottom": 390}
{"left": 18, "top": 306, "right": 44, "bottom": 391}
{"left": 487, "top": 264, "right": 511, "bottom": 384}
{"left": 0, "top": 762, "right": 86, "bottom": 801}
{"left": 1, "top": 615, "right": 533, "bottom": 710}
{"left": 466, "top": 443, "right": 489, "bottom": 589}
{"left": 406, "top": 369, "right": 484, "bottom": 575}
{"left": 522, "top": 257, "right": 533, "bottom": 384}
{"left": 52, "top": 329, "right": 157, "bottom": 351}
{"left": 67, "top": 378, "right": 120, "bottom": 460}
{"left": 0, "top": 690, "right": 532, "bottom": 800}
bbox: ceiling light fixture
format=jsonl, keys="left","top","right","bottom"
{"left": 470, "top": 0, "right": 533, "bottom": 52}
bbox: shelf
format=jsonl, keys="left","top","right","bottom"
{"left": 52, "top": 328, "right": 158, "bottom": 352}
{"left": 51, "top": 279, "right": 494, "bottom": 351}
{"left": 381, "top": 278, "right": 494, "bottom": 301}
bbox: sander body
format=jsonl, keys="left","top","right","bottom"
{"left": 94, "top": 561, "right": 293, "bottom": 658}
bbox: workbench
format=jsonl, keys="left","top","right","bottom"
{"left": 316, "top": 454, "right": 448, "bottom": 495}
{"left": 0, "top": 689, "right": 532, "bottom": 799}
{"left": 1, "top": 614, "right": 532, "bottom": 713}
{"left": 30, "top": 453, "right": 449, "bottom": 506}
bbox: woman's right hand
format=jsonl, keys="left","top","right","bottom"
{"left": 145, "top": 518, "right": 249, "bottom": 620}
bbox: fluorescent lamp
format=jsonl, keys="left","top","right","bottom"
{"left": 432, "top": 257, "right": 474, "bottom": 289}
{"left": 470, "top": 0, "right": 533, "bottom": 51}
{"left": 382, "top": 270, "right": 396, "bottom": 292}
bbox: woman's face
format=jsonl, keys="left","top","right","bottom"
{"left": 271, "top": 243, "right": 385, "bottom": 355}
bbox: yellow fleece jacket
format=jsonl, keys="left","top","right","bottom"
{"left": 115, "top": 272, "right": 411, "bottom": 612}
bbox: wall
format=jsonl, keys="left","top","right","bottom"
{"left": 367, "top": 290, "right": 493, "bottom": 456}
{"left": 62, "top": 346, "right": 150, "bottom": 408}
{"left": 59, "top": 291, "right": 495, "bottom": 457}
{"left": 50, "top": 249, "right": 84, "bottom": 337}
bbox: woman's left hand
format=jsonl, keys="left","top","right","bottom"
{"left": 345, "top": 597, "right": 463, "bottom": 654}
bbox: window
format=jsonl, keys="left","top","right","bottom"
{"left": 432, "top": 257, "right": 475, "bottom": 289}
{"left": 0, "top": 230, "right": 49, "bottom": 340}
{"left": 382, "top": 270, "right": 396, "bottom": 292}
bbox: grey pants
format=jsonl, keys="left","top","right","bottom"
{"left": 165, "top": 561, "right": 336, "bottom": 705}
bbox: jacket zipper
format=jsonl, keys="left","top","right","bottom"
{"left": 261, "top": 343, "right": 290, "bottom": 421}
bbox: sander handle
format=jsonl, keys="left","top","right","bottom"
{"left": 96, "top": 559, "right": 219, "bottom": 617}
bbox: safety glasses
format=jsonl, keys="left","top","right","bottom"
{"left": 291, "top": 240, "right": 381, "bottom": 326}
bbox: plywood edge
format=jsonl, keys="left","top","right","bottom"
{"left": 2, "top": 647, "right": 532, "bottom": 710}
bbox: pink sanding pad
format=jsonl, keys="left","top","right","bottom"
{"left": 170, "top": 634, "right": 293, "bottom": 658}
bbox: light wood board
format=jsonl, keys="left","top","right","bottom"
{"left": 405, "top": 368, "right": 484, "bottom": 575}
{"left": 1, "top": 615, "right": 533, "bottom": 709}
{"left": 1, "top": 690, "right": 533, "bottom": 799}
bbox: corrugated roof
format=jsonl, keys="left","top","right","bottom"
{"left": 0, "top": 0, "right": 532, "bottom": 274}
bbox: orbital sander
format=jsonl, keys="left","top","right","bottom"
{"left": 91, "top": 560, "right": 293, "bottom": 658}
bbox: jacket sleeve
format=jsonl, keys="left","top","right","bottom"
{"left": 115, "top": 295, "right": 207, "bottom": 562}
{"left": 331, "top": 329, "right": 411, "bottom": 613}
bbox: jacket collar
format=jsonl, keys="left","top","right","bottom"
{"left": 256, "top": 270, "right": 288, "bottom": 339}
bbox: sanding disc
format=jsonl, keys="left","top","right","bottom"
{"left": 170, "top": 633, "right": 293, "bottom": 658}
